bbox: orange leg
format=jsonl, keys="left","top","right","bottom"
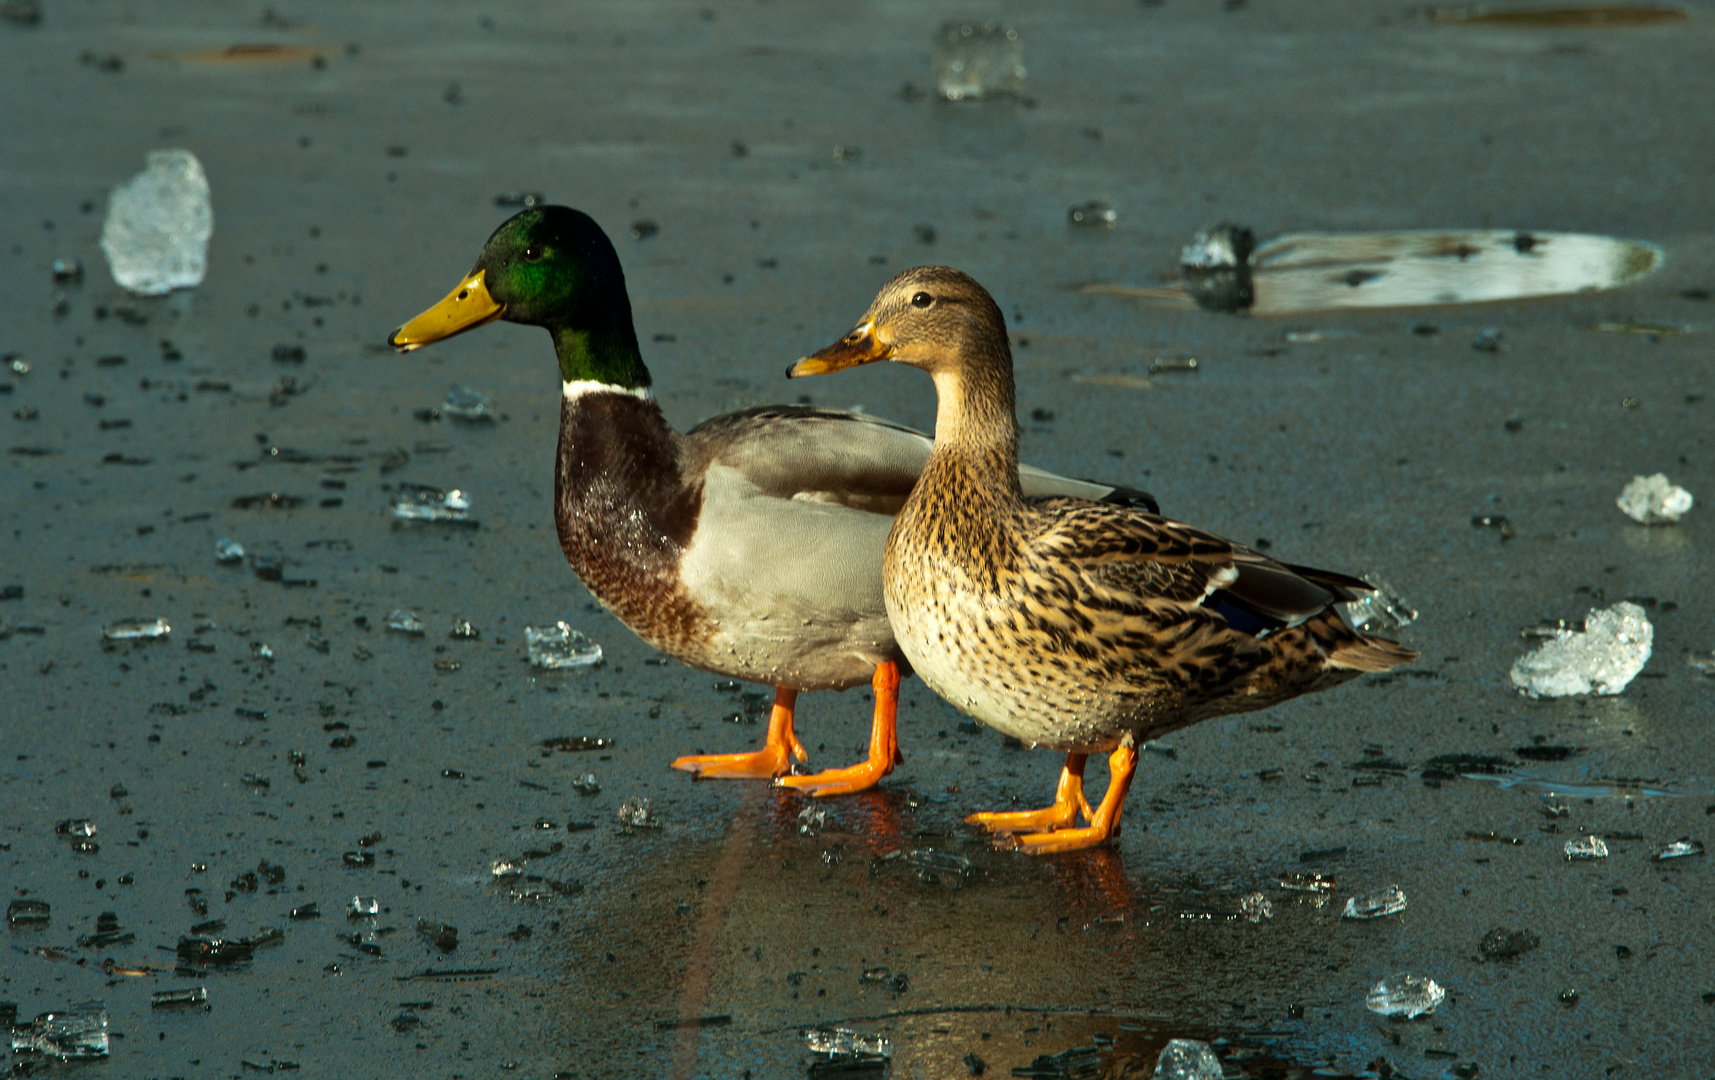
{"left": 1011, "top": 743, "right": 1139, "bottom": 855}
{"left": 776, "top": 661, "right": 902, "bottom": 798}
{"left": 967, "top": 752, "right": 1093, "bottom": 834}
{"left": 670, "top": 686, "right": 805, "bottom": 779}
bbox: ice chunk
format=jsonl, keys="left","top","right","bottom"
{"left": 10, "top": 1001, "right": 109, "bottom": 1060}
{"left": 100, "top": 150, "right": 212, "bottom": 296}
{"left": 1510, "top": 602, "right": 1652, "bottom": 698}
{"left": 7, "top": 898, "right": 50, "bottom": 925}
{"left": 1341, "top": 883, "right": 1406, "bottom": 920}
{"left": 1656, "top": 838, "right": 1704, "bottom": 861}
{"left": 348, "top": 896, "right": 380, "bottom": 917}
{"left": 103, "top": 617, "right": 170, "bottom": 640}
{"left": 1341, "top": 575, "right": 1418, "bottom": 632}
{"left": 1152, "top": 1038, "right": 1223, "bottom": 1080}
{"left": 797, "top": 806, "right": 827, "bottom": 836}
{"left": 392, "top": 484, "right": 472, "bottom": 524}
{"left": 1365, "top": 974, "right": 1444, "bottom": 1018}
{"left": 571, "top": 773, "right": 600, "bottom": 796}
{"left": 1689, "top": 652, "right": 1715, "bottom": 678}
{"left": 387, "top": 610, "right": 425, "bottom": 635}
{"left": 616, "top": 796, "right": 659, "bottom": 829}
{"left": 1068, "top": 201, "right": 1117, "bottom": 229}
{"left": 1564, "top": 834, "right": 1609, "bottom": 860}
{"left": 1238, "top": 892, "right": 1274, "bottom": 923}
{"left": 933, "top": 21, "right": 1025, "bottom": 101}
{"left": 1616, "top": 473, "right": 1693, "bottom": 524}
{"left": 442, "top": 385, "right": 495, "bottom": 423}
{"left": 150, "top": 987, "right": 207, "bottom": 1008}
{"left": 906, "top": 848, "right": 973, "bottom": 888}
{"left": 1181, "top": 223, "right": 1257, "bottom": 312}
{"left": 525, "top": 622, "right": 603, "bottom": 669}
{"left": 214, "top": 537, "right": 244, "bottom": 564}
{"left": 804, "top": 1027, "right": 892, "bottom": 1061}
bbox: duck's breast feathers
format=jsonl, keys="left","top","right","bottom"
{"left": 683, "top": 405, "right": 933, "bottom": 515}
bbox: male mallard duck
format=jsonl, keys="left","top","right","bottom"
{"left": 388, "top": 209, "right": 1158, "bottom": 796}
{"left": 789, "top": 266, "right": 1417, "bottom": 851}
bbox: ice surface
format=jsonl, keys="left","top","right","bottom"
{"left": 804, "top": 1027, "right": 892, "bottom": 1060}
{"left": 1510, "top": 602, "right": 1652, "bottom": 698}
{"left": 214, "top": 537, "right": 244, "bottom": 563}
{"left": 392, "top": 484, "right": 472, "bottom": 523}
{"left": 1616, "top": 473, "right": 1693, "bottom": 524}
{"left": 1365, "top": 974, "right": 1444, "bottom": 1018}
{"left": 100, "top": 150, "right": 212, "bottom": 296}
{"left": 1564, "top": 835, "right": 1609, "bottom": 860}
{"left": 933, "top": 21, "right": 1025, "bottom": 100}
{"left": 1238, "top": 892, "right": 1274, "bottom": 923}
{"left": 103, "top": 616, "right": 169, "bottom": 640}
{"left": 1342, "top": 883, "right": 1407, "bottom": 920}
{"left": 1152, "top": 1038, "right": 1223, "bottom": 1080}
{"left": 525, "top": 622, "right": 603, "bottom": 668}
{"left": 442, "top": 384, "right": 495, "bottom": 422}
{"left": 10, "top": 1001, "right": 109, "bottom": 1060}
{"left": 1341, "top": 576, "right": 1418, "bottom": 633}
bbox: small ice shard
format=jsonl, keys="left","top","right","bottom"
{"left": 1238, "top": 892, "right": 1274, "bottom": 923}
{"left": 55, "top": 819, "right": 96, "bottom": 837}
{"left": 1564, "top": 835, "right": 1609, "bottom": 860}
{"left": 1689, "top": 652, "right": 1715, "bottom": 677}
{"left": 214, "top": 537, "right": 244, "bottom": 564}
{"left": 100, "top": 150, "right": 212, "bottom": 296}
{"left": 7, "top": 898, "right": 51, "bottom": 925}
{"left": 1656, "top": 838, "right": 1704, "bottom": 861}
{"left": 1616, "top": 473, "right": 1693, "bottom": 524}
{"left": 617, "top": 796, "right": 659, "bottom": 829}
{"left": 1341, "top": 575, "right": 1418, "bottom": 632}
{"left": 442, "top": 384, "right": 495, "bottom": 422}
{"left": 250, "top": 642, "right": 274, "bottom": 661}
{"left": 571, "top": 773, "right": 600, "bottom": 796}
{"left": 150, "top": 987, "right": 207, "bottom": 1008}
{"left": 933, "top": 21, "right": 1025, "bottom": 101}
{"left": 1180, "top": 223, "right": 1257, "bottom": 312}
{"left": 489, "top": 859, "right": 525, "bottom": 879}
{"left": 1068, "top": 201, "right": 1117, "bottom": 229}
{"left": 392, "top": 485, "right": 471, "bottom": 523}
{"left": 797, "top": 806, "right": 827, "bottom": 836}
{"left": 1365, "top": 974, "right": 1444, "bottom": 1019}
{"left": 10, "top": 1001, "right": 109, "bottom": 1060}
{"left": 448, "top": 618, "right": 480, "bottom": 640}
{"left": 386, "top": 610, "right": 425, "bottom": 635}
{"left": 1342, "top": 883, "right": 1407, "bottom": 920}
{"left": 804, "top": 1027, "right": 892, "bottom": 1062}
{"left": 525, "top": 622, "right": 603, "bottom": 669}
{"left": 1152, "top": 1038, "right": 1223, "bottom": 1080}
{"left": 103, "top": 617, "right": 170, "bottom": 640}
{"left": 348, "top": 896, "right": 380, "bottom": 917}
{"left": 1510, "top": 602, "right": 1652, "bottom": 698}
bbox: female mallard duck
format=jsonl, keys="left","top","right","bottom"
{"left": 789, "top": 266, "right": 1417, "bottom": 851}
{"left": 388, "top": 208, "right": 1157, "bottom": 796}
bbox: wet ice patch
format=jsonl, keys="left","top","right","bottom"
{"left": 100, "top": 150, "right": 212, "bottom": 296}
{"left": 1510, "top": 602, "right": 1652, "bottom": 698}
{"left": 1616, "top": 473, "right": 1693, "bottom": 524}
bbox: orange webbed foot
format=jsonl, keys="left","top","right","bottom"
{"left": 994, "top": 744, "right": 1139, "bottom": 856}
{"left": 671, "top": 687, "right": 804, "bottom": 779}
{"left": 776, "top": 661, "right": 901, "bottom": 798}
{"left": 967, "top": 753, "right": 1091, "bottom": 833}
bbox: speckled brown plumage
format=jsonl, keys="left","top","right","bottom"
{"left": 792, "top": 265, "right": 1416, "bottom": 851}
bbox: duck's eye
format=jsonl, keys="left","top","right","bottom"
{"left": 910, "top": 291, "right": 933, "bottom": 308}
{"left": 523, "top": 245, "right": 544, "bottom": 261}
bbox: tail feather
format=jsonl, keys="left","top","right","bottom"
{"left": 1327, "top": 634, "right": 1418, "bottom": 672}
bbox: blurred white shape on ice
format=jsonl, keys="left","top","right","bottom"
{"left": 100, "top": 150, "right": 212, "bottom": 296}
{"left": 1616, "top": 472, "right": 1692, "bottom": 524}
{"left": 1510, "top": 602, "right": 1652, "bottom": 698}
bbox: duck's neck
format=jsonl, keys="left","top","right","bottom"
{"left": 924, "top": 363, "right": 1023, "bottom": 504}
{"left": 551, "top": 318, "right": 651, "bottom": 392}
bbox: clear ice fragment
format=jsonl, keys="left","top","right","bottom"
{"left": 1238, "top": 892, "right": 1274, "bottom": 923}
{"left": 386, "top": 610, "right": 425, "bottom": 635}
{"left": 1616, "top": 473, "right": 1693, "bottom": 524}
{"left": 442, "top": 385, "right": 495, "bottom": 422}
{"left": 7, "top": 898, "right": 51, "bottom": 925}
{"left": 391, "top": 485, "right": 471, "bottom": 523}
{"left": 10, "top": 1001, "right": 109, "bottom": 1060}
{"left": 1564, "top": 835, "right": 1609, "bottom": 860}
{"left": 1656, "top": 838, "right": 1704, "bottom": 860}
{"left": 571, "top": 773, "right": 601, "bottom": 796}
{"left": 906, "top": 848, "right": 972, "bottom": 888}
{"left": 797, "top": 806, "right": 827, "bottom": 836}
{"left": 1152, "top": 1038, "right": 1223, "bottom": 1080}
{"left": 617, "top": 796, "right": 659, "bottom": 829}
{"left": 1365, "top": 974, "right": 1444, "bottom": 1019}
{"left": 215, "top": 537, "right": 244, "bottom": 563}
{"left": 1510, "top": 602, "right": 1652, "bottom": 698}
{"left": 448, "top": 619, "right": 480, "bottom": 640}
{"left": 348, "top": 896, "right": 380, "bottom": 917}
{"left": 804, "top": 1027, "right": 893, "bottom": 1060}
{"left": 1689, "top": 652, "right": 1715, "bottom": 677}
{"left": 1341, "top": 576, "right": 1418, "bottom": 632}
{"left": 525, "top": 622, "right": 603, "bottom": 669}
{"left": 150, "top": 987, "right": 206, "bottom": 1008}
{"left": 55, "top": 819, "right": 96, "bottom": 837}
{"left": 1068, "top": 201, "right": 1117, "bottom": 229}
{"left": 933, "top": 21, "right": 1024, "bottom": 101}
{"left": 1181, "top": 223, "right": 1257, "bottom": 312}
{"left": 1341, "top": 883, "right": 1407, "bottom": 920}
{"left": 100, "top": 150, "right": 212, "bottom": 296}
{"left": 490, "top": 859, "right": 525, "bottom": 879}
{"left": 103, "top": 617, "right": 170, "bottom": 640}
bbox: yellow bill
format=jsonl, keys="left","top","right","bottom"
{"left": 786, "top": 320, "right": 893, "bottom": 378}
{"left": 388, "top": 269, "right": 506, "bottom": 352}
